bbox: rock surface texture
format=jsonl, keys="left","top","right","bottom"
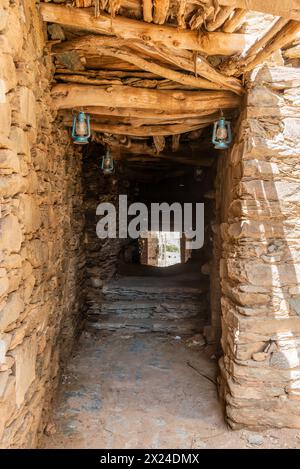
{"left": 0, "top": 0, "right": 85, "bottom": 447}
{"left": 218, "top": 65, "right": 300, "bottom": 428}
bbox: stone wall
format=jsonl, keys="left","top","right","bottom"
{"left": 0, "top": 1, "right": 85, "bottom": 447}
{"left": 82, "top": 144, "right": 132, "bottom": 317}
{"left": 218, "top": 65, "right": 300, "bottom": 428}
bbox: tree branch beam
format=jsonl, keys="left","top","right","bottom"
{"left": 40, "top": 3, "right": 248, "bottom": 56}
{"left": 52, "top": 83, "right": 241, "bottom": 113}
{"left": 153, "top": 0, "right": 169, "bottom": 24}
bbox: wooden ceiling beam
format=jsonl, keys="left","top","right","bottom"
{"left": 52, "top": 83, "right": 241, "bottom": 113}
{"left": 61, "top": 105, "right": 223, "bottom": 120}
{"left": 222, "top": 8, "right": 247, "bottom": 33}
{"left": 222, "top": 19, "right": 300, "bottom": 76}
{"left": 142, "top": 0, "right": 153, "bottom": 22}
{"left": 153, "top": 0, "right": 169, "bottom": 24}
{"left": 64, "top": 119, "right": 208, "bottom": 136}
{"left": 40, "top": 3, "right": 248, "bottom": 56}
{"left": 73, "top": 0, "right": 300, "bottom": 21}
{"left": 52, "top": 36, "right": 244, "bottom": 94}
{"left": 206, "top": 7, "right": 235, "bottom": 32}
{"left": 216, "top": 0, "right": 300, "bottom": 21}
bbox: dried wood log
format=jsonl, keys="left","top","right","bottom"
{"left": 153, "top": 0, "right": 169, "bottom": 24}
{"left": 142, "top": 0, "right": 153, "bottom": 22}
{"left": 71, "top": 0, "right": 300, "bottom": 21}
{"left": 222, "top": 8, "right": 247, "bottom": 33}
{"left": 171, "top": 134, "right": 180, "bottom": 152}
{"left": 52, "top": 84, "right": 241, "bottom": 113}
{"left": 61, "top": 105, "right": 223, "bottom": 120}
{"left": 206, "top": 7, "right": 235, "bottom": 32}
{"left": 65, "top": 120, "right": 208, "bottom": 136}
{"left": 66, "top": 44, "right": 239, "bottom": 92}
{"left": 243, "top": 21, "right": 300, "bottom": 74}
{"left": 55, "top": 67, "right": 158, "bottom": 79}
{"left": 53, "top": 36, "right": 243, "bottom": 94}
{"left": 177, "top": 0, "right": 187, "bottom": 29}
{"left": 153, "top": 135, "right": 166, "bottom": 153}
{"left": 221, "top": 18, "right": 289, "bottom": 76}
{"left": 284, "top": 44, "right": 300, "bottom": 59}
{"left": 189, "top": 5, "right": 214, "bottom": 30}
{"left": 40, "top": 3, "right": 247, "bottom": 55}
{"left": 208, "top": 0, "right": 300, "bottom": 21}
{"left": 130, "top": 41, "right": 243, "bottom": 94}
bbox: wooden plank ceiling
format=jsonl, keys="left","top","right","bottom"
{"left": 40, "top": 0, "right": 300, "bottom": 168}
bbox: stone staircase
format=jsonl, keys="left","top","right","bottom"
{"left": 87, "top": 275, "right": 209, "bottom": 334}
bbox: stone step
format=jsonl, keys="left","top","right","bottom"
{"left": 89, "top": 300, "right": 207, "bottom": 320}
{"left": 87, "top": 316, "right": 205, "bottom": 334}
{"left": 102, "top": 284, "right": 207, "bottom": 302}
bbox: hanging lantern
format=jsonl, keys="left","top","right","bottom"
{"left": 212, "top": 116, "right": 232, "bottom": 150}
{"left": 72, "top": 111, "right": 91, "bottom": 145}
{"left": 101, "top": 149, "right": 114, "bottom": 175}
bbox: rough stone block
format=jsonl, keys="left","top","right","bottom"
{"left": 9, "top": 126, "right": 31, "bottom": 162}
{"left": 0, "top": 101, "right": 11, "bottom": 139}
{"left": 0, "top": 150, "right": 20, "bottom": 174}
{"left": 0, "top": 215, "right": 23, "bottom": 253}
{"left": 18, "top": 195, "right": 41, "bottom": 234}
{"left": 0, "top": 53, "right": 17, "bottom": 92}
{"left": 0, "top": 333, "right": 12, "bottom": 364}
{"left": 0, "top": 292, "right": 24, "bottom": 332}
{"left": 26, "top": 239, "right": 47, "bottom": 268}
{"left": 10, "top": 335, "right": 37, "bottom": 408}
{"left": 11, "top": 87, "right": 36, "bottom": 129}
{"left": 0, "top": 173, "right": 27, "bottom": 197}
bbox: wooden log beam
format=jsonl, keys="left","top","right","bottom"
{"left": 221, "top": 18, "right": 289, "bottom": 76}
{"left": 63, "top": 112, "right": 221, "bottom": 127}
{"left": 65, "top": 119, "right": 208, "bottom": 136}
{"left": 54, "top": 43, "right": 242, "bottom": 93}
{"left": 74, "top": 0, "right": 300, "bottom": 21}
{"left": 206, "top": 7, "right": 235, "bottom": 32}
{"left": 201, "top": 0, "right": 300, "bottom": 21}
{"left": 242, "top": 21, "right": 300, "bottom": 74}
{"left": 284, "top": 44, "right": 300, "bottom": 59}
{"left": 60, "top": 105, "right": 223, "bottom": 120}
{"left": 52, "top": 36, "right": 244, "bottom": 94}
{"left": 153, "top": 0, "right": 169, "bottom": 24}
{"left": 40, "top": 3, "right": 248, "bottom": 56}
{"left": 52, "top": 84, "right": 241, "bottom": 113}
{"left": 222, "top": 8, "right": 247, "bottom": 33}
{"left": 130, "top": 41, "right": 244, "bottom": 94}
{"left": 142, "top": 0, "right": 153, "bottom": 22}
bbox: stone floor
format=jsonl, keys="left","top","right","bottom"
{"left": 42, "top": 332, "right": 300, "bottom": 449}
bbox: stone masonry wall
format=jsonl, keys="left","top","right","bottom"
{"left": 0, "top": 1, "right": 85, "bottom": 447}
{"left": 218, "top": 65, "right": 300, "bottom": 428}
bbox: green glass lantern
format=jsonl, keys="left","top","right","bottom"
{"left": 101, "top": 149, "right": 114, "bottom": 175}
{"left": 72, "top": 111, "right": 91, "bottom": 145}
{"left": 212, "top": 116, "right": 232, "bottom": 150}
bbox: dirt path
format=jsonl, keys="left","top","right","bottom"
{"left": 42, "top": 332, "right": 300, "bottom": 449}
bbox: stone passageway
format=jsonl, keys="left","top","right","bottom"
{"left": 42, "top": 331, "right": 300, "bottom": 449}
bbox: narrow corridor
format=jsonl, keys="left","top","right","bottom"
{"left": 42, "top": 331, "right": 223, "bottom": 449}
